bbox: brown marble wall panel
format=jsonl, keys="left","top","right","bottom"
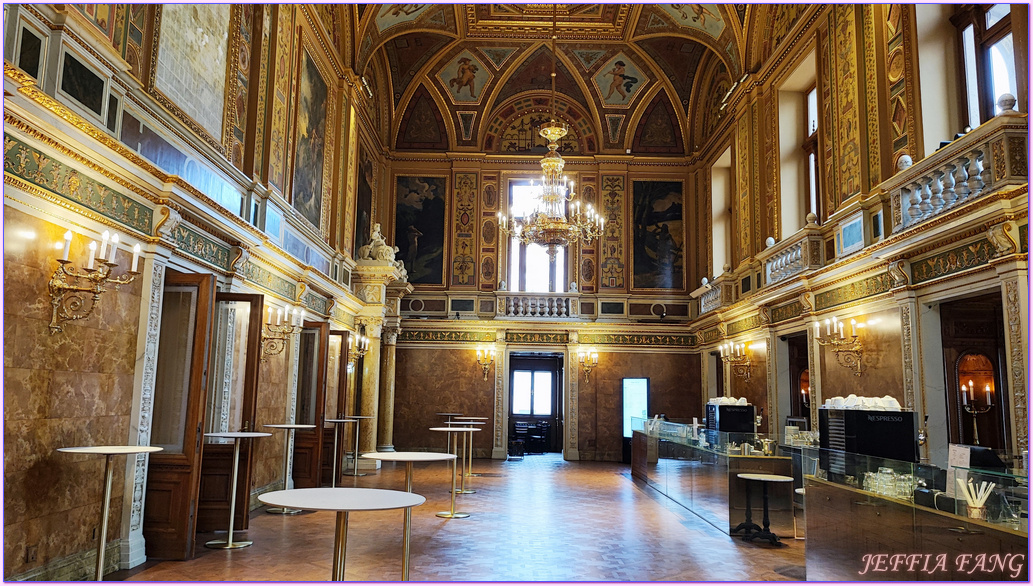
{"left": 253, "top": 349, "right": 290, "bottom": 492}
{"left": 3, "top": 206, "right": 141, "bottom": 578}
{"left": 729, "top": 349, "right": 770, "bottom": 429}
{"left": 820, "top": 308, "right": 905, "bottom": 403}
{"left": 580, "top": 351, "right": 702, "bottom": 461}
{"left": 394, "top": 347, "right": 495, "bottom": 456}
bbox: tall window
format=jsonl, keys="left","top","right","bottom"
{"left": 777, "top": 47, "right": 819, "bottom": 234}
{"left": 954, "top": 4, "right": 1019, "bottom": 128}
{"left": 804, "top": 86, "right": 820, "bottom": 219}
{"left": 511, "top": 369, "right": 553, "bottom": 416}
{"left": 508, "top": 183, "right": 567, "bottom": 292}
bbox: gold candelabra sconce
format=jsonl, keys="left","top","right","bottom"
{"left": 815, "top": 316, "right": 865, "bottom": 377}
{"left": 476, "top": 346, "right": 496, "bottom": 381}
{"left": 961, "top": 379, "right": 994, "bottom": 445}
{"left": 261, "top": 303, "right": 304, "bottom": 360}
{"left": 577, "top": 347, "right": 599, "bottom": 382}
{"left": 719, "top": 341, "right": 753, "bottom": 382}
{"left": 347, "top": 334, "right": 370, "bottom": 370}
{"left": 49, "top": 230, "right": 141, "bottom": 334}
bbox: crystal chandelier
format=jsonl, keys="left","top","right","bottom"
{"left": 498, "top": 6, "right": 605, "bottom": 257}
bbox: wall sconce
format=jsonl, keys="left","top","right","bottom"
{"left": 961, "top": 379, "right": 994, "bottom": 445}
{"left": 719, "top": 341, "right": 752, "bottom": 382}
{"left": 347, "top": 334, "right": 370, "bottom": 367}
{"left": 49, "top": 230, "right": 141, "bottom": 334}
{"left": 261, "top": 304, "right": 303, "bottom": 360}
{"left": 801, "top": 386, "right": 811, "bottom": 408}
{"left": 475, "top": 346, "right": 495, "bottom": 381}
{"left": 577, "top": 347, "right": 599, "bottom": 382}
{"left": 815, "top": 316, "right": 865, "bottom": 376}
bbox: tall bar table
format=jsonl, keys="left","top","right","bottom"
{"left": 445, "top": 421, "right": 482, "bottom": 493}
{"left": 263, "top": 423, "right": 316, "bottom": 513}
{"left": 325, "top": 419, "right": 357, "bottom": 486}
{"left": 435, "top": 412, "right": 463, "bottom": 454}
{"left": 362, "top": 452, "right": 456, "bottom": 580}
{"left": 57, "top": 445, "right": 162, "bottom": 580}
{"left": 453, "top": 416, "right": 489, "bottom": 477}
{"left": 259, "top": 488, "right": 425, "bottom": 581}
{"left": 203, "top": 432, "right": 271, "bottom": 548}
{"left": 345, "top": 415, "right": 374, "bottom": 476}
{"left": 429, "top": 427, "right": 476, "bottom": 519}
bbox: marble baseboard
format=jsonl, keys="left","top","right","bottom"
{"left": 7, "top": 539, "right": 120, "bottom": 581}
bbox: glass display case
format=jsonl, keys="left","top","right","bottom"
{"left": 950, "top": 465, "right": 1028, "bottom": 532}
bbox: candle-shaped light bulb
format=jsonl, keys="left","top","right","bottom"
{"left": 839, "top": 322, "right": 845, "bottom": 339}
{"left": 99, "top": 230, "right": 110, "bottom": 260}
{"left": 850, "top": 318, "right": 856, "bottom": 337}
{"left": 814, "top": 322, "right": 820, "bottom": 338}
{"left": 62, "top": 230, "right": 72, "bottom": 261}
{"left": 825, "top": 318, "right": 831, "bottom": 336}
{"left": 131, "top": 243, "right": 141, "bottom": 272}
{"left": 107, "top": 233, "right": 119, "bottom": 263}
{"left": 477, "top": 349, "right": 482, "bottom": 360}
{"left": 299, "top": 309, "right": 305, "bottom": 323}
{"left": 969, "top": 380, "right": 974, "bottom": 391}
{"left": 276, "top": 308, "right": 282, "bottom": 325}
{"left": 961, "top": 384, "right": 968, "bottom": 405}
{"left": 986, "top": 384, "right": 992, "bottom": 406}
{"left": 267, "top": 306, "right": 273, "bottom": 324}
{"left": 87, "top": 241, "right": 97, "bottom": 269}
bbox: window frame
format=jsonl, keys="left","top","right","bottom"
{"left": 801, "top": 84, "right": 822, "bottom": 222}
{"left": 952, "top": 4, "right": 1017, "bottom": 126}
{"left": 505, "top": 180, "right": 569, "bottom": 293}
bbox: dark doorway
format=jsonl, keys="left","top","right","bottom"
{"left": 940, "top": 292, "right": 1010, "bottom": 450}
{"left": 786, "top": 332, "right": 811, "bottom": 429}
{"left": 509, "top": 354, "right": 563, "bottom": 454}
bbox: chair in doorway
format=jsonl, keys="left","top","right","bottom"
{"left": 527, "top": 420, "right": 550, "bottom": 454}
{"left": 510, "top": 421, "right": 529, "bottom": 459}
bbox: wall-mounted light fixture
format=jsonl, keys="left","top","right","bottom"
{"left": 49, "top": 230, "right": 141, "bottom": 334}
{"left": 261, "top": 304, "right": 304, "bottom": 359}
{"left": 719, "top": 341, "right": 752, "bottom": 381}
{"left": 475, "top": 346, "right": 496, "bottom": 381}
{"left": 577, "top": 347, "right": 599, "bottom": 382}
{"left": 347, "top": 333, "right": 370, "bottom": 368}
{"left": 815, "top": 315, "right": 865, "bottom": 376}
{"left": 961, "top": 379, "right": 994, "bottom": 445}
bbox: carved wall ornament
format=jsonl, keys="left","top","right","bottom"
{"left": 229, "top": 245, "right": 250, "bottom": 273}
{"left": 888, "top": 259, "right": 911, "bottom": 288}
{"left": 900, "top": 303, "right": 915, "bottom": 410}
{"left": 356, "top": 316, "right": 383, "bottom": 338}
{"left": 381, "top": 325, "right": 400, "bottom": 345}
{"left": 798, "top": 291, "right": 814, "bottom": 313}
{"left": 356, "top": 222, "right": 397, "bottom": 261}
{"left": 130, "top": 261, "right": 165, "bottom": 532}
{"left": 758, "top": 306, "right": 770, "bottom": 325}
{"left": 154, "top": 205, "right": 183, "bottom": 240}
{"left": 358, "top": 284, "right": 382, "bottom": 303}
{"left": 1005, "top": 280, "right": 1028, "bottom": 451}
{"left": 987, "top": 222, "right": 1016, "bottom": 258}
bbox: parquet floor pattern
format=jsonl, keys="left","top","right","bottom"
{"left": 117, "top": 454, "right": 803, "bottom": 582}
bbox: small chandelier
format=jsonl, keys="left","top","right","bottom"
{"left": 498, "top": 5, "right": 605, "bottom": 257}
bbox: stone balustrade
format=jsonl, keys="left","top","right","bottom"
{"left": 496, "top": 292, "right": 579, "bottom": 318}
{"left": 757, "top": 223, "right": 824, "bottom": 287}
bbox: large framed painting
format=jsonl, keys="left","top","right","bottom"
{"left": 631, "top": 180, "right": 684, "bottom": 290}
{"left": 395, "top": 176, "right": 447, "bottom": 286}
{"left": 354, "top": 143, "right": 374, "bottom": 252}
{"left": 291, "top": 42, "right": 333, "bottom": 234}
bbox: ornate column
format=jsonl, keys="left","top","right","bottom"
{"left": 376, "top": 324, "right": 400, "bottom": 452}
{"left": 356, "top": 316, "right": 383, "bottom": 456}
{"left": 988, "top": 220, "right": 1029, "bottom": 452}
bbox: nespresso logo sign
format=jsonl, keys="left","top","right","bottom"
{"left": 868, "top": 414, "right": 903, "bottom": 423}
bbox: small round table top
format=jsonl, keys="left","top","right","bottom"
{"left": 445, "top": 420, "right": 484, "bottom": 425}
{"left": 737, "top": 473, "right": 794, "bottom": 483}
{"left": 57, "top": 446, "right": 163, "bottom": 456}
{"left": 325, "top": 419, "right": 358, "bottom": 424}
{"left": 204, "top": 432, "right": 272, "bottom": 439}
{"left": 362, "top": 451, "right": 456, "bottom": 463}
{"left": 429, "top": 427, "right": 480, "bottom": 433}
{"left": 263, "top": 424, "right": 317, "bottom": 430}
{"left": 345, "top": 415, "right": 374, "bottom": 420}
{"left": 258, "top": 487, "right": 425, "bottom": 512}
{"left": 454, "top": 416, "right": 489, "bottom": 420}
{"left": 436, "top": 412, "right": 464, "bottom": 417}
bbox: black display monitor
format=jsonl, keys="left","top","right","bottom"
{"left": 968, "top": 445, "right": 1009, "bottom": 471}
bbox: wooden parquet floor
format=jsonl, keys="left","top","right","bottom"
{"left": 115, "top": 454, "right": 804, "bottom": 582}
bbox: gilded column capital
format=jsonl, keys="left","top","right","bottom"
{"left": 356, "top": 316, "right": 383, "bottom": 338}
{"left": 382, "top": 325, "right": 400, "bottom": 345}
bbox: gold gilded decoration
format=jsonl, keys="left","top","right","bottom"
{"left": 912, "top": 239, "right": 994, "bottom": 284}
{"left": 4, "top": 133, "right": 153, "bottom": 233}
{"left": 505, "top": 331, "right": 569, "bottom": 344}
{"left": 900, "top": 303, "right": 915, "bottom": 409}
{"left": 48, "top": 258, "right": 139, "bottom": 334}
{"left": 992, "top": 139, "right": 1007, "bottom": 181}
{"left": 771, "top": 301, "right": 803, "bottom": 323}
{"left": 302, "top": 291, "right": 330, "bottom": 316}
{"left": 1004, "top": 280, "right": 1028, "bottom": 451}
{"left": 397, "top": 330, "right": 495, "bottom": 343}
{"left": 168, "top": 224, "right": 231, "bottom": 270}
{"left": 452, "top": 173, "right": 477, "bottom": 286}
{"left": 243, "top": 260, "right": 297, "bottom": 299}
{"left": 814, "top": 273, "right": 891, "bottom": 311}
{"left": 727, "top": 314, "right": 762, "bottom": 335}
{"left": 831, "top": 6, "right": 862, "bottom": 202}
{"left": 579, "top": 333, "right": 695, "bottom": 347}
{"left": 1008, "top": 137, "right": 1027, "bottom": 175}
{"left": 600, "top": 175, "right": 625, "bottom": 289}
{"left": 699, "top": 327, "right": 721, "bottom": 344}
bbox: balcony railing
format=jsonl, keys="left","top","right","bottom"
{"left": 757, "top": 221, "right": 824, "bottom": 287}
{"left": 885, "top": 100, "right": 1027, "bottom": 235}
{"left": 496, "top": 291, "right": 579, "bottom": 318}
{"left": 698, "top": 276, "right": 735, "bottom": 315}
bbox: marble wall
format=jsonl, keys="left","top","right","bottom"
{"left": 3, "top": 206, "right": 142, "bottom": 577}
{"left": 578, "top": 352, "right": 701, "bottom": 460}
{"left": 819, "top": 308, "right": 904, "bottom": 403}
{"left": 252, "top": 348, "right": 290, "bottom": 494}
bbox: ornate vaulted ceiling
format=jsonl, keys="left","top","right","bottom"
{"left": 351, "top": 4, "right": 758, "bottom": 156}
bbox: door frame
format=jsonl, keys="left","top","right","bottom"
{"left": 322, "top": 330, "right": 350, "bottom": 485}
{"left": 292, "top": 320, "right": 329, "bottom": 488}
{"left": 508, "top": 354, "right": 564, "bottom": 453}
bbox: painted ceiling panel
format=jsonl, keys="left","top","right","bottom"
{"left": 384, "top": 32, "right": 452, "bottom": 107}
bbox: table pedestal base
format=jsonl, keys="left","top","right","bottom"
{"left": 332, "top": 511, "right": 349, "bottom": 581}
{"left": 266, "top": 507, "right": 302, "bottom": 515}
{"left": 205, "top": 537, "right": 253, "bottom": 549}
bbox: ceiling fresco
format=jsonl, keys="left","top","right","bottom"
{"left": 353, "top": 4, "right": 749, "bottom": 156}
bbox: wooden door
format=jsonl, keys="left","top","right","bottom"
{"left": 196, "top": 293, "right": 263, "bottom": 532}
{"left": 143, "top": 270, "right": 215, "bottom": 560}
{"left": 292, "top": 320, "right": 329, "bottom": 488}
{"left": 321, "top": 330, "right": 350, "bottom": 485}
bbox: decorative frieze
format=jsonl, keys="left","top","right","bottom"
{"left": 814, "top": 273, "right": 891, "bottom": 311}
{"left": 911, "top": 239, "right": 994, "bottom": 284}
{"left": 397, "top": 330, "right": 495, "bottom": 343}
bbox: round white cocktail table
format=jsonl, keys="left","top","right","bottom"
{"left": 430, "top": 427, "right": 479, "bottom": 518}
{"left": 57, "top": 445, "right": 162, "bottom": 580}
{"left": 441, "top": 424, "right": 481, "bottom": 494}
{"left": 325, "top": 419, "right": 358, "bottom": 486}
{"left": 451, "top": 417, "right": 488, "bottom": 478}
{"left": 734, "top": 473, "right": 794, "bottom": 545}
{"left": 345, "top": 415, "right": 374, "bottom": 476}
{"left": 258, "top": 487, "right": 425, "bottom": 581}
{"left": 263, "top": 424, "right": 317, "bottom": 513}
{"left": 435, "top": 412, "right": 463, "bottom": 453}
{"left": 362, "top": 452, "right": 456, "bottom": 580}
{"left": 203, "top": 432, "right": 271, "bottom": 548}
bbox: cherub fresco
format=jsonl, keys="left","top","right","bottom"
{"left": 449, "top": 57, "right": 479, "bottom": 98}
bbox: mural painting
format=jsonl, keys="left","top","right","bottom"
{"left": 498, "top": 112, "right": 580, "bottom": 154}
{"left": 375, "top": 4, "right": 430, "bottom": 33}
{"left": 593, "top": 54, "right": 646, "bottom": 108}
{"left": 395, "top": 176, "right": 447, "bottom": 285}
{"left": 354, "top": 144, "right": 374, "bottom": 252}
{"left": 437, "top": 50, "right": 491, "bottom": 103}
{"left": 291, "top": 48, "right": 329, "bottom": 230}
{"left": 632, "top": 181, "right": 684, "bottom": 289}
{"left": 660, "top": 4, "right": 726, "bottom": 38}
